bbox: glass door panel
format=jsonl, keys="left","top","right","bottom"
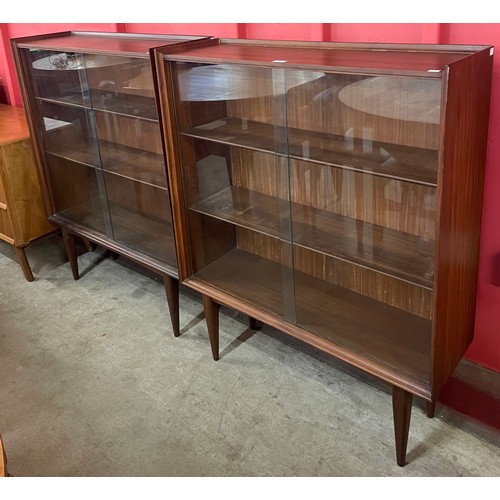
{"left": 171, "top": 62, "right": 296, "bottom": 321}
{"left": 38, "top": 98, "right": 111, "bottom": 234}
{"left": 86, "top": 55, "right": 175, "bottom": 266}
{"left": 19, "top": 47, "right": 112, "bottom": 234}
{"left": 285, "top": 70, "right": 440, "bottom": 382}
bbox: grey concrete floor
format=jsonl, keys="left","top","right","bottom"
{"left": 0, "top": 235, "right": 499, "bottom": 477}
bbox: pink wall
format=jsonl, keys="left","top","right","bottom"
{"left": 123, "top": 23, "right": 241, "bottom": 38}
{"left": 1, "top": 23, "right": 499, "bottom": 372}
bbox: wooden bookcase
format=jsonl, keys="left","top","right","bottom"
{"left": 154, "top": 39, "right": 493, "bottom": 465}
{"left": 11, "top": 31, "right": 211, "bottom": 335}
{"left": 0, "top": 103, "right": 57, "bottom": 281}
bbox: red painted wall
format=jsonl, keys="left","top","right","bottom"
{"left": 445, "top": 24, "right": 500, "bottom": 372}
{"left": 1, "top": 23, "right": 499, "bottom": 372}
{"left": 123, "top": 23, "right": 240, "bottom": 38}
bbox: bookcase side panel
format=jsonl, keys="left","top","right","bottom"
{"left": 432, "top": 49, "right": 493, "bottom": 398}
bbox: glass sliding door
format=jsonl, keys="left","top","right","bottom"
{"left": 86, "top": 54, "right": 176, "bottom": 266}
{"left": 21, "top": 48, "right": 112, "bottom": 234}
{"left": 169, "top": 61, "right": 301, "bottom": 321}
{"left": 285, "top": 70, "right": 440, "bottom": 384}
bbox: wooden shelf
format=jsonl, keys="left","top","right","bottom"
{"left": 58, "top": 200, "right": 177, "bottom": 265}
{"left": 46, "top": 144, "right": 98, "bottom": 168}
{"left": 35, "top": 92, "right": 158, "bottom": 121}
{"left": 100, "top": 142, "right": 167, "bottom": 189}
{"left": 181, "top": 117, "right": 438, "bottom": 186}
{"left": 194, "top": 249, "right": 432, "bottom": 387}
{"left": 35, "top": 94, "right": 87, "bottom": 109}
{"left": 90, "top": 90, "right": 158, "bottom": 121}
{"left": 47, "top": 141, "right": 167, "bottom": 189}
{"left": 190, "top": 186, "right": 434, "bottom": 288}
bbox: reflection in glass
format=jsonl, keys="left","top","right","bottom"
{"left": 283, "top": 69, "right": 439, "bottom": 370}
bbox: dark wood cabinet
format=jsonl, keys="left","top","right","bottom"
{"left": 11, "top": 31, "right": 211, "bottom": 335}
{"left": 154, "top": 39, "right": 494, "bottom": 465}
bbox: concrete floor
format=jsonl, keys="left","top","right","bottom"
{"left": 0, "top": 234, "right": 499, "bottom": 477}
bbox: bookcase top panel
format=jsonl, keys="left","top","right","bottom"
{"left": 12, "top": 32, "right": 209, "bottom": 57}
{"left": 162, "top": 39, "right": 491, "bottom": 76}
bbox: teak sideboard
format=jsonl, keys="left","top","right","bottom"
{"left": 0, "top": 103, "right": 56, "bottom": 280}
{"left": 11, "top": 31, "right": 211, "bottom": 335}
{"left": 153, "top": 38, "right": 494, "bottom": 466}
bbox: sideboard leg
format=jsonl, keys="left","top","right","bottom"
{"left": 164, "top": 275, "right": 180, "bottom": 338}
{"left": 426, "top": 400, "right": 436, "bottom": 418}
{"left": 392, "top": 386, "right": 413, "bottom": 467}
{"left": 61, "top": 227, "right": 79, "bottom": 280}
{"left": 203, "top": 295, "right": 220, "bottom": 361}
{"left": 14, "top": 246, "right": 34, "bottom": 282}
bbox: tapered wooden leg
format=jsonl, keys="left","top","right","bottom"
{"left": 426, "top": 400, "right": 436, "bottom": 418}
{"left": 164, "top": 275, "right": 180, "bottom": 337}
{"left": 203, "top": 295, "right": 220, "bottom": 361}
{"left": 82, "top": 237, "right": 94, "bottom": 253}
{"left": 248, "top": 316, "right": 262, "bottom": 330}
{"left": 14, "top": 246, "right": 34, "bottom": 282}
{"left": 392, "top": 386, "right": 413, "bottom": 467}
{"left": 1, "top": 433, "right": 9, "bottom": 477}
{"left": 61, "top": 227, "right": 79, "bottom": 280}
